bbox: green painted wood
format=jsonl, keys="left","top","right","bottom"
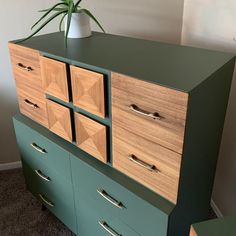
{"left": 168, "top": 58, "right": 236, "bottom": 236}
{"left": 192, "top": 216, "right": 236, "bottom": 236}
{"left": 21, "top": 159, "right": 77, "bottom": 234}
{"left": 13, "top": 118, "right": 71, "bottom": 180}
{"left": 12, "top": 32, "right": 235, "bottom": 92}
{"left": 71, "top": 153, "right": 168, "bottom": 236}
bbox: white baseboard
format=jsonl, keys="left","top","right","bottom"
{"left": 0, "top": 161, "right": 22, "bottom": 171}
{"left": 211, "top": 199, "right": 223, "bottom": 218}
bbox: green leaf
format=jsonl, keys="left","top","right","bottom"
{"left": 74, "top": 0, "right": 82, "bottom": 10}
{"left": 59, "top": 13, "right": 67, "bottom": 32}
{"left": 16, "top": 10, "right": 67, "bottom": 44}
{"left": 78, "top": 8, "right": 105, "bottom": 33}
{"left": 65, "top": 1, "right": 74, "bottom": 47}
{"left": 39, "top": 7, "right": 68, "bottom": 12}
{"left": 31, "top": 2, "right": 67, "bottom": 30}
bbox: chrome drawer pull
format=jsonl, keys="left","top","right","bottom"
{"left": 35, "top": 170, "right": 51, "bottom": 182}
{"left": 129, "top": 104, "right": 161, "bottom": 120}
{"left": 30, "top": 143, "right": 47, "bottom": 154}
{"left": 17, "top": 63, "right": 33, "bottom": 72}
{"left": 39, "top": 194, "right": 54, "bottom": 207}
{"left": 128, "top": 154, "right": 159, "bottom": 172}
{"left": 24, "top": 99, "right": 39, "bottom": 109}
{"left": 97, "top": 189, "right": 125, "bottom": 209}
{"left": 98, "top": 221, "right": 122, "bottom": 236}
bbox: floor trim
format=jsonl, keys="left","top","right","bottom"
{"left": 0, "top": 161, "right": 22, "bottom": 171}
{"left": 211, "top": 199, "right": 223, "bottom": 217}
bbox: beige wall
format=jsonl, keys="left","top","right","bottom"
{"left": 182, "top": 0, "right": 236, "bottom": 216}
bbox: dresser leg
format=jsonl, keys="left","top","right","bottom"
{"left": 41, "top": 204, "right": 47, "bottom": 211}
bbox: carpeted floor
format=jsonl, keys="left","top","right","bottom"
{"left": 0, "top": 168, "right": 75, "bottom": 236}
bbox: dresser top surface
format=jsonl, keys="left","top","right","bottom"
{"left": 14, "top": 31, "right": 235, "bottom": 92}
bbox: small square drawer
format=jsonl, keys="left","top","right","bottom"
{"left": 40, "top": 56, "right": 69, "bottom": 102}
{"left": 16, "top": 82, "right": 48, "bottom": 127}
{"left": 113, "top": 126, "right": 181, "bottom": 203}
{"left": 9, "top": 43, "right": 42, "bottom": 89}
{"left": 71, "top": 66, "right": 106, "bottom": 118}
{"left": 46, "top": 100, "right": 72, "bottom": 142}
{"left": 74, "top": 113, "right": 107, "bottom": 163}
{"left": 112, "top": 72, "right": 188, "bottom": 154}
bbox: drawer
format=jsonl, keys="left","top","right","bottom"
{"left": 40, "top": 56, "right": 69, "bottom": 102}
{"left": 71, "top": 66, "right": 106, "bottom": 118}
{"left": 22, "top": 160, "right": 76, "bottom": 233}
{"left": 74, "top": 113, "right": 107, "bottom": 163}
{"left": 8, "top": 43, "right": 42, "bottom": 89}
{"left": 71, "top": 155, "right": 169, "bottom": 236}
{"left": 46, "top": 100, "right": 72, "bottom": 142}
{"left": 16, "top": 82, "right": 48, "bottom": 127}
{"left": 77, "top": 196, "right": 140, "bottom": 236}
{"left": 13, "top": 119, "right": 71, "bottom": 180}
{"left": 112, "top": 72, "right": 188, "bottom": 154}
{"left": 113, "top": 126, "right": 181, "bottom": 203}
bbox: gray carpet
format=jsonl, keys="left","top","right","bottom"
{"left": 0, "top": 168, "right": 75, "bottom": 236}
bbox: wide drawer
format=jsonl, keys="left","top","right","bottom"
{"left": 13, "top": 119, "right": 71, "bottom": 180}
{"left": 77, "top": 195, "right": 140, "bottom": 236}
{"left": 16, "top": 82, "right": 48, "bottom": 127}
{"left": 71, "top": 155, "right": 169, "bottom": 236}
{"left": 22, "top": 160, "right": 76, "bottom": 233}
{"left": 113, "top": 126, "right": 181, "bottom": 203}
{"left": 112, "top": 72, "right": 188, "bottom": 154}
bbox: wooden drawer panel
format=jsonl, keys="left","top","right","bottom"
{"left": 113, "top": 126, "right": 181, "bottom": 203}
{"left": 71, "top": 66, "right": 105, "bottom": 118}
{"left": 22, "top": 160, "right": 76, "bottom": 233}
{"left": 13, "top": 119, "right": 71, "bottom": 180}
{"left": 75, "top": 113, "right": 107, "bottom": 163}
{"left": 8, "top": 43, "right": 42, "bottom": 89}
{"left": 40, "top": 56, "right": 69, "bottom": 102}
{"left": 112, "top": 72, "right": 188, "bottom": 154}
{"left": 46, "top": 100, "right": 72, "bottom": 142}
{"left": 16, "top": 82, "right": 48, "bottom": 127}
{"left": 71, "top": 155, "right": 169, "bottom": 236}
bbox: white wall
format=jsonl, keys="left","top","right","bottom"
{"left": 182, "top": 0, "right": 236, "bottom": 216}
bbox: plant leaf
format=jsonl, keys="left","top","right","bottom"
{"left": 39, "top": 7, "right": 67, "bottom": 12}
{"left": 78, "top": 8, "right": 105, "bottom": 33}
{"left": 59, "top": 13, "right": 67, "bottom": 32}
{"left": 16, "top": 10, "right": 67, "bottom": 44}
{"left": 65, "top": 1, "right": 74, "bottom": 47}
{"left": 74, "top": 0, "right": 82, "bottom": 10}
{"left": 31, "top": 2, "right": 67, "bottom": 30}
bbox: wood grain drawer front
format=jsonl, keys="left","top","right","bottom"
{"left": 71, "top": 155, "right": 169, "bottom": 236}
{"left": 16, "top": 83, "right": 48, "bottom": 127}
{"left": 71, "top": 66, "right": 105, "bottom": 118}
{"left": 112, "top": 72, "right": 188, "bottom": 154}
{"left": 40, "top": 56, "right": 69, "bottom": 102}
{"left": 9, "top": 43, "right": 42, "bottom": 89}
{"left": 113, "top": 126, "right": 181, "bottom": 203}
{"left": 46, "top": 100, "right": 72, "bottom": 142}
{"left": 75, "top": 113, "right": 107, "bottom": 163}
{"left": 22, "top": 160, "right": 77, "bottom": 233}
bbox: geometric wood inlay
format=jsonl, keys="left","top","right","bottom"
{"left": 46, "top": 100, "right": 72, "bottom": 142}
{"left": 40, "top": 56, "right": 69, "bottom": 102}
{"left": 71, "top": 66, "right": 105, "bottom": 118}
{"left": 74, "top": 113, "right": 107, "bottom": 163}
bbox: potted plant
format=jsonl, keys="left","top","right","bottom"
{"left": 18, "top": 0, "right": 105, "bottom": 46}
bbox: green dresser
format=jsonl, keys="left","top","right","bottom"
{"left": 9, "top": 32, "right": 235, "bottom": 236}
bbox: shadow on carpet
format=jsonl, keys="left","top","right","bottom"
{"left": 0, "top": 168, "right": 75, "bottom": 236}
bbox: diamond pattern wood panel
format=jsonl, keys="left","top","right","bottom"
{"left": 40, "top": 56, "right": 69, "bottom": 102}
{"left": 71, "top": 66, "right": 105, "bottom": 118}
{"left": 46, "top": 100, "right": 72, "bottom": 142}
{"left": 75, "top": 113, "right": 107, "bottom": 163}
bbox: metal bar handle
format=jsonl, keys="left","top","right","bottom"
{"left": 30, "top": 143, "right": 47, "bottom": 154}
{"left": 98, "top": 221, "right": 122, "bottom": 236}
{"left": 39, "top": 194, "right": 54, "bottom": 207}
{"left": 129, "top": 104, "right": 161, "bottom": 120}
{"left": 128, "top": 154, "right": 159, "bottom": 172}
{"left": 17, "top": 63, "right": 33, "bottom": 72}
{"left": 35, "top": 170, "right": 51, "bottom": 182}
{"left": 24, "top": 99, "right": 39, "bottom": 109}
{"left": 97, "top": 189, "right": 124, "bottom": 209}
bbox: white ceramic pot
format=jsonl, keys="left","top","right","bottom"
{"left": 65, "top": 12, "right": 91, "bottom": 38}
